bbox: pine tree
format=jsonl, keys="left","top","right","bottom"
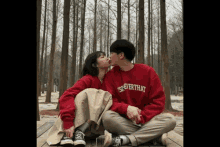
{"left": 46, "top": 0, "right": 57, "bottom": 103}
{"left": 57, "top": 0, "right": 71, "bottom": 109}
{"left": 117, "top": 0, "right": 121, "bottom": 39}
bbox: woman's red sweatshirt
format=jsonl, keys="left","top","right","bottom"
{"left": 58, "top": 74, "right": 102, "bottom": 130}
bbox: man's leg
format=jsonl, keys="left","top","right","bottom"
{"left": 127, "top": 112, "right": 176, "bottom": 146}
{"left": 102, "top": 110, "right": 140, "bottom": 135}
{"left": 102, "top": 110, "right": 176, "bottom": 146}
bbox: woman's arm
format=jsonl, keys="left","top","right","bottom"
{"left": 59, "top": 76, "right": 91, "bottom": 130}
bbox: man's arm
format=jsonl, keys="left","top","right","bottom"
{"left": 139, "top": 67, "right": 165, "bottom": 124}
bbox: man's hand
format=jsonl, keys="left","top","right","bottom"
{"left": 127, "top": 105, "right": 142, "bottom": 124}
{"left": 64, "top": 126, "right": 75, "bottom": 138}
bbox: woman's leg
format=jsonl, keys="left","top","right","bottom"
{"left": 76, "top": 119, "right": 92, "bottom": 133}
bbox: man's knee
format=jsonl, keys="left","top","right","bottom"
{"left": 163, "top": 113, "right": 176, "bottom": 130}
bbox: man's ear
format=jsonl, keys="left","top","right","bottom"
{"left": 119, "top": 52, "right": 125, "bottom": 60}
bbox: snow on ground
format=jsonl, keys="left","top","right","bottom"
{"left": 38, "top": 92, "right": 184, "bottom": 111}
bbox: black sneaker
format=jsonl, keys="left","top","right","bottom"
{"left": 73, "top": 130, "right": 86, "bottom": 147}
{"left": 112, "top": 136, "right": 122, "bottom": 147}
{"left": 60, "top": 134, "right": 74, "bottom": 147}
{"left": 96, "top": 130, "right": 122, "bottom": 147}
{"left": 152, "top": 133, "right": 167, "bottom": 145}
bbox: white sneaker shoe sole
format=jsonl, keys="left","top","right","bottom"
{"left": 60, "top": 139, "right": 74, "bottom": 145}
{"left": 73, "top": 140, "right": 86, "bottom": 146}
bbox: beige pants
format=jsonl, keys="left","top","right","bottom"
{"left": 102, "top": 110, "right": 177, "bottom": 146}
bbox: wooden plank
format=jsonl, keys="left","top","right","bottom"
{"left": 37, "top": 121, "right": 55, "bottom": 147}
{"left": 37, "top": 121, "right": 55, "bottom": 138}
{"left": 165, "top": 130, "right": 183, "bottom": 147}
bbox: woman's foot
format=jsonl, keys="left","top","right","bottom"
{"left": 73, "top": 130, "right": 86, "bottom": 147}
{"left": 60, "top": 134, "right": 74, "bottom": 147}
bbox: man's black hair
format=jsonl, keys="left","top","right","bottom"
{"left": 81, "top": 51, "right": 106, "bottom": 78}
{"left": 110, "top": 39, "right": 135, "bottom": 61}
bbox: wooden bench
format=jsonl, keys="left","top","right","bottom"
{"left": 37, "top": 121, "right": 181, "bottom": 147}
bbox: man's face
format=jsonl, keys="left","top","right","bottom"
{"left": 109, "top": 52, "right": 121, "bottom": 66}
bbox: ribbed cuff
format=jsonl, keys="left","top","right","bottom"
{"left": 139, "top": 111, "right": 146, "bottom": 124}
{"left": 126, "top": 135, "right": 138, "bottom": 146}
{"left": 63, "top": 119, "right": 74, "bottom": 130}
{"left": 121, "top": 103, "right": 129, "bottom": 114}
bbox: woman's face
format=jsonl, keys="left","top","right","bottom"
{"left": 96, "top": 54, "right": 110, "bottom": 68}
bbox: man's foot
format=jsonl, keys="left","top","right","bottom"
{"left": 60, "top": 134, "right": 74, "bottom": 147}
{"left": 112, "top": 136, "right": 122, "bottom": 147}
{"left": 96, "top": 130, "right": 122, "bottom": 147}
{"left": 73, "top": 130, "right": 86, "bottom": 147}
{"left": 152, "top": 133, "right": 168, "bottom": 145}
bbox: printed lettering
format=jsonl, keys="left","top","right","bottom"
{"left": 136, "top": 85, "right": 140, "bottom": 91}
{"left": 129, "top": 84, "right": 134, "bottom": 90}
{"left": 117, "top": 84, "right": 146, "bottom": 93}
{"left": 142, "top": 86, "right": 146, "bottom": 92}
{"left": 124, "top": 83, "right": 128, "bottom": 89}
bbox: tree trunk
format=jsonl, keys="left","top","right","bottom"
{"left": 100, "top": 4, "right": 102, "bottom": 52}
{"left": 39, "top": 0, "right": 48, "bottom": 96}
{"left": 138, "top": 0, "right": 144, "bottom": 63}
{"left": 37, "top": 0, "right": 42, "bottom": 121}
{"left": 79, "top": 0, "right": 86, "bottom": 78}
{"left": 128, "top": 0, "right": 130, "bottom": 41}
{"left": 58, "top": 0, "right": 71, "bottom": 109}
{"left": 46, "top": 0, "right": 57, "bottom": 103}
{"left": 93, "top": 0, "right": 97, "bottom": 52}
{"left": 160, "top": 0, "right": 174, "bottom": 111}
{"left": 75, "top": 0, "right": 79, "bottom": 81}
{"left": 147, "top": 0, "right": 151, "bottom": 66}
{"left": 117, "top": 0, "right": 121, "bottom": 39}
{"left": 158, "top": 0, "right": 161, "bottom": 81}
{"left": 42, "top": 20, "right": 49, "bottom": 94}
{"left": 70, "top": 0, "right": 76, "bottom": 87}
{"left": 135, "top": 0, "right": 138, "bottom": 63}
{"left": 150, "top": 0, "right": 153, "bottom": 67}
{"left": 107, "top": 0, "right": 110, "bottom": 57}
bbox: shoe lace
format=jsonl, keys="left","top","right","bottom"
{"left": 113, "top": 137, "right": 121, "bottom": 147}
{"left": 75, "top": 131, "right": 85, "bottom": 140}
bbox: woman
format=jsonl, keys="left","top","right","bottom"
{"left": 58, "top": 51, "right": 110, "bottom": 146}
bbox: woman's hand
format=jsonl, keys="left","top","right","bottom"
{"left": 64, "top": 126, "right": 75, "bottom": 138}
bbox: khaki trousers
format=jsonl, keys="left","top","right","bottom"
{"left": 102, "top": 110, "right": 177, "bottom": 146}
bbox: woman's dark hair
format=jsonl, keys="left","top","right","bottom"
{"left": 110, "top": 39, "right": 135, "bottom": 61}
{"left": 81, "top": 51, "right": 106, "bottom": 78}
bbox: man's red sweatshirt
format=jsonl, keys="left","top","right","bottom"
{"left": 101, "top": 64, "right": 165, "bottom": 124}
{"left": 58, "top": 75, "right": 102, "bottom": 130}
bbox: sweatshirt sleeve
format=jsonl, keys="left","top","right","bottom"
{"left": 59, "top": 76, "right": 91, "bottom": 130}
{"left": 139, "top": 67, "right": 165, "bottom": 124}
{"left": 102, "top": 72, "right": 129, "bottom": 115}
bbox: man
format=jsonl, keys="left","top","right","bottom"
{"left": 100, "top": 39, "right": 176, "bottom": 146}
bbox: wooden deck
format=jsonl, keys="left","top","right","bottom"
{"left": 37, "top": 120, "right": 180, "bottom": 147}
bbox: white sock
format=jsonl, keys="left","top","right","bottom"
{"left": 119, "top": 135, "right": 130, "bottom": 145}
